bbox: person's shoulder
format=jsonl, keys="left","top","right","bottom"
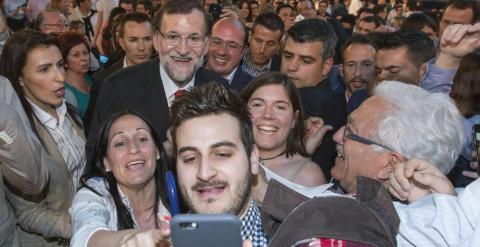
{"left": 196, "top": 66, "right": 228, "bottom": 86}
{"left": 105, "top": 58, "right": 159, "bottom": 87}
{"left": 295, "top": 157, "right": 326, "bottom": 187}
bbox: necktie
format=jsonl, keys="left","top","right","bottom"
{"left": 174, "top": 89, "right": 187, "bottom": 100}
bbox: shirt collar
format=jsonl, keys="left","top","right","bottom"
{"left": 160, "top": 63, "right": 195, "bottom": 100}
{"left": 225, "top": 67, "right": 238, "bottom": 84}
{"left": 240, "top": 199, "right": 269, "bottom": 246}
{"left": 243, "top": 48, "right": 272, "bottom": 72}
{"left": 28, "top": 99, "right": 67, "bottom": 129}
{"left": 123, "top": 57, "right": 129, "bottom": 68}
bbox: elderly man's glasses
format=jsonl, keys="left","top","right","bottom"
{"left": 343, "top": 125, "right": 394, "bottom": 151}
{"left": 210, "top": 37, "right": 243, "bottom": 50}
{"left": 159, "top": 31, "right": 206, "bottom": 47}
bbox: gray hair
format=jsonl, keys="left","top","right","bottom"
{"left": 373, "top": 81, "right": 465, "bottom": 174}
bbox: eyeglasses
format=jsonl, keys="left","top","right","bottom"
{"left": 158, "top": 31, "right": 206, "bottom": 47}
{"left": 210, "top": 37, "right": 244, "bottom": 50}
{"left": 343, "top": 124, "right": 394, "bottom": 151}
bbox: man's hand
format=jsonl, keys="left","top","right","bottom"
{"left": 304, "top": 117, "right": 332, "bottom": 155}
{"left": 388, "top": 158, "right": 455, "bottom": 203}
{"left": 437, "top": 23, "right": 480, "bottom": 68}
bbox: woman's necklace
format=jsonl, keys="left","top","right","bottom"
{"left": 260, "top": 150, "right": 286, "bottom": 161}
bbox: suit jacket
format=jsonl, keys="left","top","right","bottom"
{"left": 298, "top": 78, "right": 347, "bottom": 180}
{"left": 86, "top": 57, "right": 228, "bottom": 170}
{"left": 84, "top": 59, "right": 123, "bottom": 132}
{"left": 5, "top": 113, "right": 84, "bottom": 246}
{"left": 270, "top": 54, "right": 281, "bottom": 72}
{"left": 230, "top": 66, "right": 253, "bottom": 92}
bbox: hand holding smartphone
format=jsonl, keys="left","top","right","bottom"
{"left": 171, "top": 214, "right": 242, "bottom": 247}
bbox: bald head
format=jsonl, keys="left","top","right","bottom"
{"left": 206, "top": 18, "right": 248, "bottom": 77}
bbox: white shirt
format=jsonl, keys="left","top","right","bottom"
{"left": 160, "top": 64, "right": 195, "bottom": 108}
{"left": 395, "top": 178, "right": 480, "bottom": 246}
{"left": 70, "top": 177, "right": 171, "bottom": 247}
{"left": 123, "top": 56, "right": 129, "bottom": 68}
{"left": 29, "top": 100, "right": 86, "bottom": 193}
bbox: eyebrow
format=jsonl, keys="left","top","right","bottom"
{"left": 110, "top": 127, "right": 150, "bottom": 139}
{"left": 250, "top": 97, "right": 291, "bottom": 105}
{"left": 178, "top": 141, "right": 238, "bottom": 154}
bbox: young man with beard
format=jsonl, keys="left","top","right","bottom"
{"left": 86, "top": 0, "right": 227, "bottom": 170}
{"left": 170, "top": 82, "right": 267, "bottom": 246}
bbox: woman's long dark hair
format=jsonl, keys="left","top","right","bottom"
{"left": 0, "top": 29, "right": 61, "bottom": 148}
{"left": 241, "top": 72, "right": 309, "bottom": 158}
{"left": 83, "top": 110, "right": 172, "bottom": 230}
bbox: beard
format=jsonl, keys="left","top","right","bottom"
{"left": 159, "top": 50, "right": 205, "bottom": 87}
{"left": 180, "top": 165, "right": 252, "bottom": 216}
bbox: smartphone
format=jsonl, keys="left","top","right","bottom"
{"left": 472, "top": 124, "right": 480, "bottom": 174}
{"left": 209, "top": 3, "right": 222, "bottom": 22}
{"left": 171, "top": 214, "right": 242, "bottom": 247}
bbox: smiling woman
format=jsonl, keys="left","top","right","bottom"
{"left": 0, "top": 29, "right": 86, "bottom": 246}
{"left": 70, "top": 110, "right": 173, "bottom": 247}
{"left": 241, "top": 72, "right": 326, "bottom": 200}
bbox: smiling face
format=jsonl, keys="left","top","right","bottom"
{"left": 205, "top": 18, "right": 246, "bottom": 77}
{"left": 154, "top": 9, "right": 207, "bottom": 86}
{"left": 175, "top": 113, "right": 258, "bottom": 215}
{"left": 248, "top": 84, "right": 296, "bottom": 156}
{"left": 21, "top": 45, "right": 65, "bottom": 113}
{"left": 66, "top": 43, "right": 90, "bottom": 74}
{"left": 331, "top": 96, "right": 390, "bottom": 193}
{"left": 104, "top": 114, "right": 158, "bottom": 191}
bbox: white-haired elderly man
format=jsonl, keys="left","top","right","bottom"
{"left": 331, "top": 80, "right": 465, "bottom": 194}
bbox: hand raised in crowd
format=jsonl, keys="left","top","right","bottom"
{"left": 304, "top": 117, "right": 332, "bottom": 156}
{"left": 388, "top": 158, "right": 455, "bottom": 203}
{"left": 220, "top": 5, "right": 242, "bottom": 20}
{"left": 437, "top": 23, "right": 480, "bottom": 68}
{"left": 462, "top": 151, "right": 479, "bottom": 179}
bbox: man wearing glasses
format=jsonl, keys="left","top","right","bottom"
{"left": 330, "top": 80, "right": 464, "bottom": 194}
{"left": 86, "top": 0, "right": 227, "bottom": 168}
{"left": 205, "top": 17, "right": 252, "bottom": 92}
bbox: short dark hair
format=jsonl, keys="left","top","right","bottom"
{"left": 119, "top": 0, "right": 136, "bottom": 8}
{"left": 118, "top": 12, "right": 152, "bottom": 37}
{"left": 401, "top": 13, "right": 438, "bottom": 36}
{"left": 276, "top": 3, "right": 294, "bottom": 14}
{"left": 357, "top": 7, "right": 375, "bottom": 17}
{"left": 375, "top": 29, "right": 436, "bottom": 67}
{"left": 171, "top": 82, "right": 254, "bottom": 158}
{"left": 444, "top": 0, "right": 479, "bottom": 22}
{"left": 286, "top": 18, "right": 338, "bottom": 61}
{"left": 359, "top": 15, "right": 381, "bottom": 28}
{"left": 342, "top": 34, "right": 376, "bottom": 61}
{"left": 153, "top": 0, "right": 210, "bottom": 35}
{"left": 137, "top": 0, "right": 154, "bottom": 16}
{"left": 241, "top": 72, "right": 308, "bottom": 158}
{"left": 252, "top": 12, "right": 285, "bottom": 37}
{"left": 57, "top": 31, "right": 90, "bottom": 62}
{"left": 450, "top": 49, "right": 480, "bottom": 117}
{"left": 87, "top": 110, "right": 171, "bottom": 230}
{"left": 0, "top": 30, "right": 60, "bottom": 148}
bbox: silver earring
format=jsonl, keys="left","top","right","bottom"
{"left": 105, "top": 168, "right": 112, "bottom": 172}
{"left": 156, "top": 153, "right": 161, "bottom": 160}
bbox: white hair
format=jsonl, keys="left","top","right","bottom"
{"left": 372, "top": 81, "right": 465, "bottom": 174}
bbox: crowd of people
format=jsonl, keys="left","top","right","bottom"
{"left": 0, "top": 0, "right": 479, "bottom": 246}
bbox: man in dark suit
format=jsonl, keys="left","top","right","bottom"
{"left": 84, "top": 12, "right": 154, "bottom": 131}
{"left": 241, "top": 13, "right": 284, "bottom": 78}
{"left": 86, "top": 0, "right": 227, "bottom": 168}
{"left": 204, "top": 17, "right": 252, "bottom": 92}
{"left": 281, "top": 19, "right": 347, "bottom": 180}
